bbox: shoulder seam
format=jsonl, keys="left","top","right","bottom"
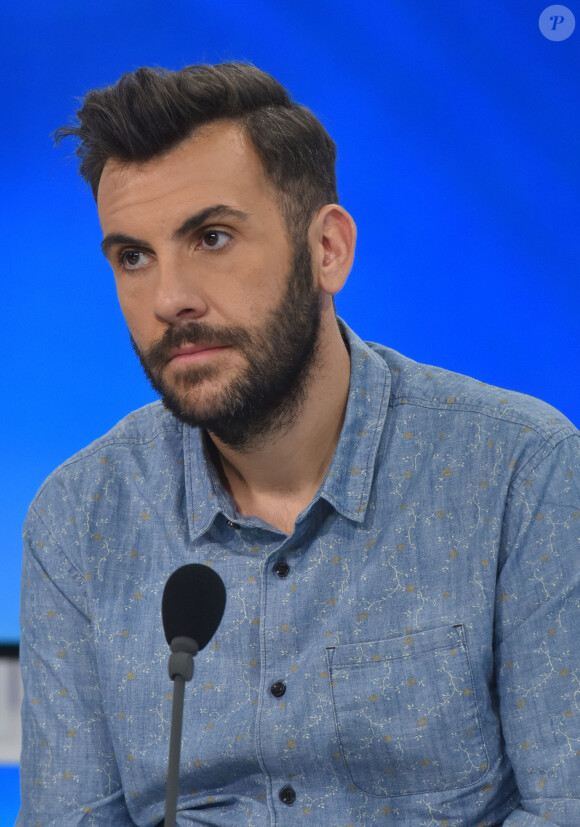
{"left": 506, "top": 431, "right": 580, "bottom": 502}
{"left": 389, "top": 393, "right": 576, "bottom": 443}
{"left": 32, "top": 419, "right": 184, "bottom": 504}
{"left": 25, "top": 502, "right": 89, "bottom": 601}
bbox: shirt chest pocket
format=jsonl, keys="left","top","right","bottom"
{"left": 325, "top": 624, "right": 489, "bottom": 797}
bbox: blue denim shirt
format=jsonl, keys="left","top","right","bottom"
{"left": 19, "top": 322, "right": 580, "bottom": 826}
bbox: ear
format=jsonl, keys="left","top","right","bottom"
{"left": 309, "top": 204, "right": 357, "bottom": 296}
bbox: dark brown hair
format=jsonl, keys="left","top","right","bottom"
{"left": 55, "top": 62, "right": 338, "bottom": 236}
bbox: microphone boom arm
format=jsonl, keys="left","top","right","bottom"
{"left": 165, "top": 636, "right": 199, "bottom": 827}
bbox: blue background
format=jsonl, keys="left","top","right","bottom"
{"left": 2, "top": 0, "right": 578, "bottom": 819}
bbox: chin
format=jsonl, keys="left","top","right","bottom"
{"left": 160, "top": 384, "right": 234, "bottom": 427}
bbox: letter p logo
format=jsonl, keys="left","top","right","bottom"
{"left": 539, "top": 5, "right": 576, "bottom": 40}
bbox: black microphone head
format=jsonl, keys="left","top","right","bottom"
{"left": 162, "top": 564, "right": 226, "bottom": 651}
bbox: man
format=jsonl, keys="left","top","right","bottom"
{"left": 19, "top": 63, "right": 580, "bottom": 826}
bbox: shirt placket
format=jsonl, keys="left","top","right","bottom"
{"left": 255, "top": 528, "right": 311, "bottom": 822}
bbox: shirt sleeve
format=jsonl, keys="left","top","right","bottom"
{"left": 17, "top": 501, "right": 136, "bottom": 826}
{"left": 495, "top": 432, "right": 580, "bottom": 825}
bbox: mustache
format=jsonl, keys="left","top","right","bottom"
{"left": 138, "top": 322, "right": 254, "bottom": 371}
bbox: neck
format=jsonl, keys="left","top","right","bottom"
{"left": 207, "top": 314, "right": 350, "bottom": 533}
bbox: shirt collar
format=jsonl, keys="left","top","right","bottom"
{"left": 182, "top": 319, "right": 392, "bottom": 539}
{"left": 183, "top": 426, "right": 234, "bottom": 541}
{"left": 318, "top": 320, "right": 391, "bottom": 522}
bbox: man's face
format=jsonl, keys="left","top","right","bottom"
{"left": 98, "top": 122, "right": 322, "bottom": 448}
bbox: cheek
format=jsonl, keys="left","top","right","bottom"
{"left": 114, "top": 283, "right": 156, "bottom": 343}
{"left": 215, "top": 258, "right": 289, "bottom": 319}
{"left": 114, "top": 285, "right": 135, "bottom": 327}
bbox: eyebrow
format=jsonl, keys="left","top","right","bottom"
{"left": 100, "top": 204, "right": 250, "bottom": 258}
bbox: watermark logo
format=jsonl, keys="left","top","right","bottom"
{"left": 539, "top": 5, "right": 576, "bottom": 40}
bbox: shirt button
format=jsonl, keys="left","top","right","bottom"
{"left": 270, "top": 680, "right": 286, "bottom": 698}
{"left": 273, "top": 559, "right": 290, "bottom": 578}
{"left": 278, "top": 785, "right": 296, "bottom": 805}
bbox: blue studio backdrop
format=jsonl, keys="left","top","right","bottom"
{"left": 2, "top": 0, "right": 579, "bottom": 820}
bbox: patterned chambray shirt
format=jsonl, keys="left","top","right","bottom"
{"left": 19, "top": 322, "right": 580, "bottom": 826}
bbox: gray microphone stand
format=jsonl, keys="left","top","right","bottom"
{"left": 165, "top": 635, "right": 199, "bottom": 827}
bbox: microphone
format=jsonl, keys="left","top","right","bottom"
{"left": 161, "top": 564, "right": 226, "bottom": 827}
{"left": 162, "top": 563, "right": 227, "bottom": 653}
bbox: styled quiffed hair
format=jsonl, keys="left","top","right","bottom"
{"left": 55, "top": 62, "right": 338, "bottom": 237}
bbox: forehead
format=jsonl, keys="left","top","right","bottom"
{"left": 97, "top": 121, "right": 281, "bottom": 233}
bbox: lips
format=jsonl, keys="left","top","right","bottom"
{"left": 167, "top": 344, "right": 230, "bottom": 364}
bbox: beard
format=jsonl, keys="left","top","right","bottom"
{"left": 131, "top": 238, "right": 322, "bottom": 450}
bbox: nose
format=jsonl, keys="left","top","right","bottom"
{"left": 153, "top": 255, "right": 209, "bottom": 326}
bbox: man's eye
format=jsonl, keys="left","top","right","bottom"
{"left": 120, "top": 250, "right": 150, "bottom": 270}
{"left": 198, "top": 230, "right": 231, "bottom": 251}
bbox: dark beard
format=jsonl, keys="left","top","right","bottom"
{"left": 131, "top": 238, "right": 322, "bottom": 450}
